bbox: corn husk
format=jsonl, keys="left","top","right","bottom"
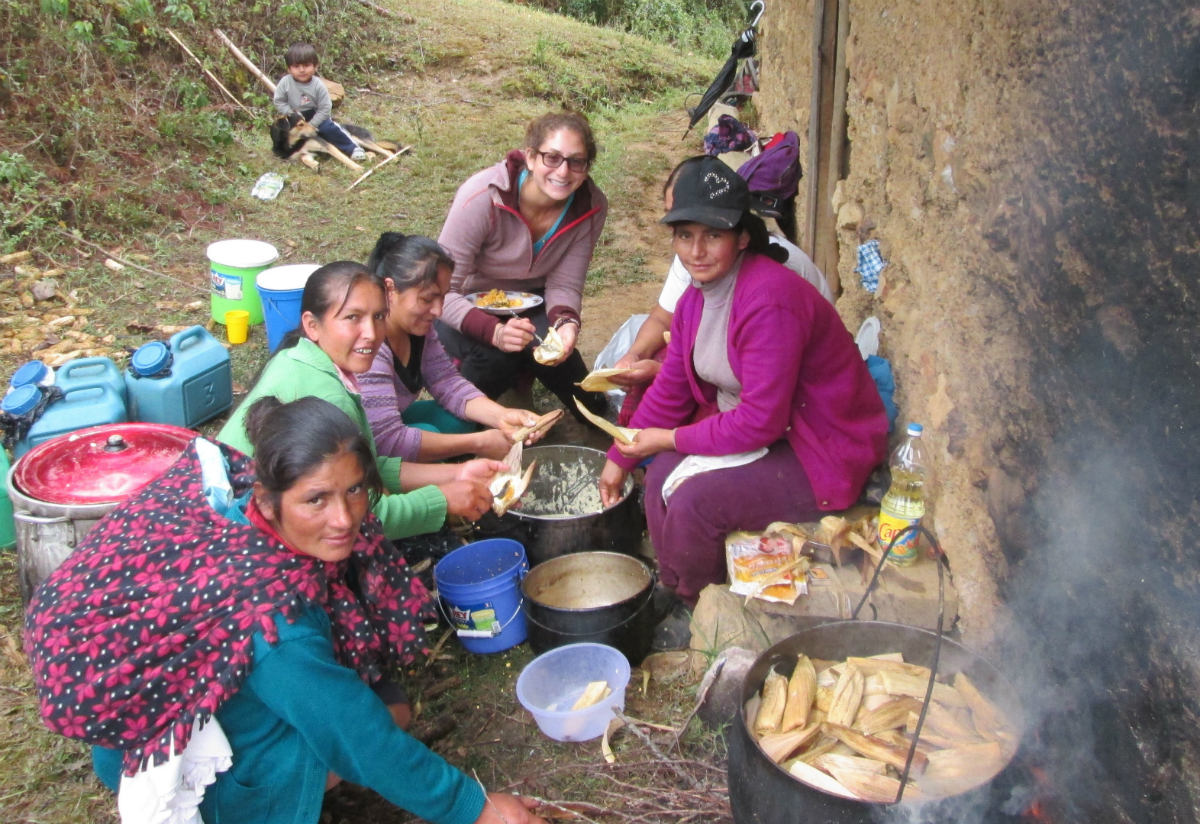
{"left": 791, "top": 734, "right": 838, "bottom": 764}
{"left": 954, "top": 672, "right": 1014, "bottom": 741}
{"left": 815, "top": 685, "right": 834, "bottom": 714}
{"left": 920, "top": 741, "right": 1008, "bottom": 796}
{"left": 780, "top": 654, "right": 818, "bottom": 731}
{"left": 825, "top": 766, "right": 926, "bottom": 804}
{"left": 855, "top": 696, "right": 924, "bottom": 735}
{"left": 862, "top": 673, "right": 887, "bottom": 696}
{"left": 571, "top": 680, "right": 612, "bottom": 710}
{"left": 813, "top": 752, "right": 889, "bottom": 776}
{"left": 905, "top": 713, "right": 976, "bottom": 750}
{"left": 875, "top": 728, "right": 939, "bottom": 756}
{"left": 532, "top": 326, "right": 565, "bottom": 364}
{"left": 754, "top": 670, "right": 788, "bottom": 734}
{"left": 822, "top": 722, "right": 928, "bottom": 775}
{"left": 758, "top": 721, "right": 820, "bottom": 763}
{"left": 861, "top": 692, "right": 896, "bottom": 712}
{"left": 846, "top": 655, "right": 933, "bottom": 679}
{"left": 817, "top": 665, "right": 839, "bottom": 689}
{"left": 488, "top": 442, "right": 537, "bottom": 516}
{"left": 576, "top": 367, "right": 632, "bottom": 392}
{"left": 788, "top": 759, "right": 859, "bottom": 799}
{"left": 910, "top": 701, "right": 985, "bottom": 743}
{"left": 878, "top": 669, "right": 966, "bottom": 708}
{"left": 826, "top": 665, "right": 864, "bottom": 727}
{"left": 573, "top": 396, "right": 639, "bottom": 445}
{"left": 511, "top": 408, "right": 563, "bottom": 442}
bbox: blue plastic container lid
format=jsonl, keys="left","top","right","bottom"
{"left": 130, "top": 341, "right": 171, "bottom": 377}
{"left": 1, "top": 384, "right": 41, "bottom": 416}
{"left": 10, "top": 360, "right": 51, "bottom": 389}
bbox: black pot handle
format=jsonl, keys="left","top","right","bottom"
{"left": 853, "top": 523, "right": 947, "bottom": 804}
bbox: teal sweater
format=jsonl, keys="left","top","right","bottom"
{"left": 217, "top": 338, "right": 446, "bottom": 539}
{"left": 95, "top": 609, "right": 486, "bottom": 824}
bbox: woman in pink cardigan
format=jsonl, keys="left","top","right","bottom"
{"left": 599, "top": 157, "right": 888, "bottom": 646}
{"left": 434, "top": 111, "right": 608, "bottom": 420}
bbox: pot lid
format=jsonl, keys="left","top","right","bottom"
{"left": 13, "top": 422, "right": 196, "bottom": 505}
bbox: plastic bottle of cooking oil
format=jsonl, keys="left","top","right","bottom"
{"left": 877, "top": 422, "right": 928, "bottom": 566}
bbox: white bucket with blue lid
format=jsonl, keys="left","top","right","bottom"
{"left": 207, "top": 239, "right": 279, "bottom": 326}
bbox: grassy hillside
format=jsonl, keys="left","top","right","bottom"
{"left": 0, "top": 3, "right": 731, "bottom": 820}
{"left": 0, "top": 0, "right": 722, "bottom": 386}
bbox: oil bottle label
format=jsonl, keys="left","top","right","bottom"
{"left": 878, "top": 511, "right": 920, "bottom": 565}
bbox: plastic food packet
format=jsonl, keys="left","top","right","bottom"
{"left": 725, "top": 528, "right": 809, "bottom": 604}
{"left": 251, "top": 172, "right": 285, "bottom": 201}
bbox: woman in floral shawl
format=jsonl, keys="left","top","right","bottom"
{"left": 25, "top": 396, "right": 544, "bottom": 824}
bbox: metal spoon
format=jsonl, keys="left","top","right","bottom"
{"left": 504, "top": 306, "right": 544, "bottom": 345}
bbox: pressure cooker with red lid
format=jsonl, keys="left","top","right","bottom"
{"left": 7, "top": 422, "right": 196, "bottom": 603}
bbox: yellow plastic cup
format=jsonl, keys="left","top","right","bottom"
{"left": 225, "top": 309, "right": 250, "bottom": 345}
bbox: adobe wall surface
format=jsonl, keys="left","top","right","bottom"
{"left": 757, "top": 2, "right": 1198, "bottom": 817}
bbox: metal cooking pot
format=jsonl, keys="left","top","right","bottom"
{"left": 522, "top": 551, "right": 655, "bottom": 664}
{"left": 728, "top": 621, "right": 1024, "bottom": 823}
{"left": 9, "top": 422, "right": 195, "bottom": 603}
{"left": 474, "top": 444, "right": 643, "bottom": 566}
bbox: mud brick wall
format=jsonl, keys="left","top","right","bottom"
{"left": 756, "top": 1, "right": 1199, "bottom": 819}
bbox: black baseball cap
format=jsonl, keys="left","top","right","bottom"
{"left": 661, "top": 156, "right": 751, "bottom": 229}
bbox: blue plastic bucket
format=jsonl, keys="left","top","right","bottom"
{"left": 257, "top": 264, "right": 319, "bottom": 353}
{"left": 434, "top": 538, "right": 529, "bottom": 654}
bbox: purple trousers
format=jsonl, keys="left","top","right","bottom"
{"left": 643, "top": 440, "right": 819, "bottom": 605}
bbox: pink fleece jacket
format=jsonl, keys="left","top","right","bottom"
{"left": 609, "top": 253, "right": 888, "bottom": 510}
{"left": 437, "top": 151, "right": 607, "bottom": 344}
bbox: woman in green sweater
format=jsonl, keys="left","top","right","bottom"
{"left": 28, "top": 396, "right": 544, "bottom": 824}
{"left": 219, "top": 261, "right": 500, "bottom": 539}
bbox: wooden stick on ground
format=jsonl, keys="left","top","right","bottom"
{"left": 165, "top": 29, "right": 254, "bottom": 116}
{"left": 346, "top": 145, "right": 411, "bottom": 191}
{"left": 214, "top": 28, "right": 276, "bottom": 93}
{"left": 612, "top": 709, "right": 705, "bottom": 792}
{"left": 49, "top": 227, "right": 206, "bottom": 296}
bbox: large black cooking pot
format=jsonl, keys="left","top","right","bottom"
{"left": 729, "top": 621, "right": 1024, "bottom": 824}
{"left": 521, "top": 551, "right": 655, "bottom": 664}
{"left": 473, "top": 445, "right": 643, "bottom": 566}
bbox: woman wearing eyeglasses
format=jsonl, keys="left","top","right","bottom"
{"left": 435, "top": 111, "right": 608, "bottom": 420}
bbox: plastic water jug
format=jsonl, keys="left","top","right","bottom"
{"left": 55, "top": 356, "right": 127, "bottom": 405}
{"left": 4, "top": 383, "right": 128, "bottom": 458}
{"left": 125, "top": 326, "right": 232, "bottom": 428}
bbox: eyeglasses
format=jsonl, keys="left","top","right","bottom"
{"left": 533, "top": 150, "right": 590, "bottom": 173}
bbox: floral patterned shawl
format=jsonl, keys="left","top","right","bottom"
{"left": 24, "top": 439, "right": 433, "bottom": 775}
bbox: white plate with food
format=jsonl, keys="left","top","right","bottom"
{"left": 467, "top": 289, "right": 543, "bottom": 314}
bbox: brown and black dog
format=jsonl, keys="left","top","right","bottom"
{"left": 270, "top": 113, "right": 400, "bottom": 172}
